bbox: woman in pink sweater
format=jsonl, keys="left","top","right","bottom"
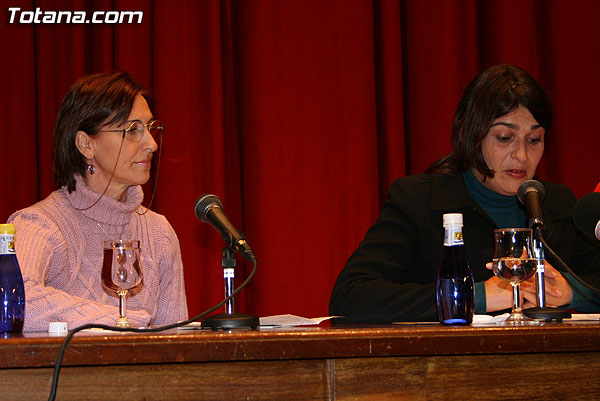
{"left": 9, "top": 72, "right": 188, "bottom": 332}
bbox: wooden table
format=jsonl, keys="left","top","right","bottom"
{"left": 1, "top": 321, "right": 599, "bottom": 400}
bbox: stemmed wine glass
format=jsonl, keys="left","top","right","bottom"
{"left": 492, "top": 228, "right": 538, "bottom": 324}
{"left": 101, "top": 240, "right": 143, "bottom": 327}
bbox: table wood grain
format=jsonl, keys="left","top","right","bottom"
{"left": 1, "top": 321, "right": 599, "bottom": 400}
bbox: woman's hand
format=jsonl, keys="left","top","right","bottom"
{"left": 520, "top": 261, "right": 573, "bottom": 307}
{"left": 483, "top": 273, "right": 514, "bottom": 312}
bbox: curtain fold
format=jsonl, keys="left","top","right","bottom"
{"left": 2, "top": 0, "right": 600, "bottom": 319}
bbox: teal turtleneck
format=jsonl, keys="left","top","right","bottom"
{"left": 462, "top": 169, "right": 527, "bottom": 314}
{"left": 462, "top": 169, "right": 527, "bottom": 229}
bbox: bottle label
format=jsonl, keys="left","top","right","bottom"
{"left": 443, "top": 226, "right": 464, "bottom": 246}
{"left": 0, "top": 234, "right": 15, "bottom": 255}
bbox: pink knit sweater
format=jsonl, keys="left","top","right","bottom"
{"left": 9, "top": 175, "right": 188, "bottom": 332}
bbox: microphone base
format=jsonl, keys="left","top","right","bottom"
{"left": 201, "top": 312, "right": 259, "bottom": 331}
{"left": 523, "top": 307, "right": 571, "bottom": 322}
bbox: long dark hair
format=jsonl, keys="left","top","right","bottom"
{"left": 427, "top": 64, "right": 552, "bottom": 177}
{"left": 52, "top": 72, "right": 146, "bottom": 192}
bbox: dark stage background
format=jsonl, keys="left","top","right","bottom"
{"left": 2, "top": 0, "right": 599, "bottom": 319}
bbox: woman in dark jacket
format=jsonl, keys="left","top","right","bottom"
{"left": 329, "top": 64, "right": 600, "bottom": 322}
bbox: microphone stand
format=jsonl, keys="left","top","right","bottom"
{"left": 523, "top": 228, "right": 571, "bottom": 322}
{"left": 201, "top": 247, "right": 259, "bottom": 330}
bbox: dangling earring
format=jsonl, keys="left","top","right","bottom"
{"left": 87, "top": 163, "right": 96, "bottom": 175}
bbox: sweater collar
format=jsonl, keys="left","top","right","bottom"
{"left": 462, "top": 169, "right": 519, "bottom": 209}
{"left": 63, "top": 175, "right": 144, "bottom": 225}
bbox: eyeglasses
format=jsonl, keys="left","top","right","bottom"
{"left": 98, "top": 119, "right": 163, "bottom": 142}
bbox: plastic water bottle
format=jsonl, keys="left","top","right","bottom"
{"left": 436, "top": 213, "right": 474, "bottom": 325}
{"left": 0, "top": 224, "right": 25, "bottom": 332}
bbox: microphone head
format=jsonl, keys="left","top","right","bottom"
{"left": 517, "top": 180, "right": 545, "bottom": 205}
{"left": 194, "top": 194, "right": 224, "bottom": 223}
{"left": 573, "top": 192, "right": 600, "bottom": 240}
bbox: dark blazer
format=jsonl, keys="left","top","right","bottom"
{"left": 329, "top": 173, "right": 600, "bottom": 322}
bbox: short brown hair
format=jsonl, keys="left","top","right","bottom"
{"left": 52, "top": 72, "right": 146, "bottom": 191}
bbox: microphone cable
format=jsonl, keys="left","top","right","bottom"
{"left": 540, "top": 236, "right": 600, "bottom": 297}
{"left": 47, "top": 257, "right": 257, "bottom": 401}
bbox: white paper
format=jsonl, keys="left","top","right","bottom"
{"left": 565, "top": 313, "right": 600, "bottom": 321}
{"left": 259, "top": 314, "right": 335, "bottom": 326}
{"left": 473, "top": 313, "right": 600, "bottom": 324}
{"left": 176, "top": 314, "right": 335, "bottom": 330}
{"left": 177, "top": 322, "right": 202, "bottom": 330}
{"left": 472, "top": 313, "right": 510, "bottom": 324}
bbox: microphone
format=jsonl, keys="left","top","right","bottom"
{"left": 517, "top": 180, "right": 545, "bottom": 233}
{"left": 573, "top": 192, "right": 600, "bottom": 241}
{"left": 194, "top": 194, "right": 256, "bottom": 261}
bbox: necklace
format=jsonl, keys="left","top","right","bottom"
{"left": 97, "top": 222, "right": 128, "bottom": 240}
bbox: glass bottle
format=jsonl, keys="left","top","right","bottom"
{"left": 436, "top": 213, "right": 474, "bottom": 325}
{"left": 0, "top": 224, "right": 25, "bottom": 332}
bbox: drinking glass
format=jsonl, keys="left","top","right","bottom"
{"left": 492, "top": 228, "right": 537, "bottom": 324}
{"left": 101, "top": 240, "right": 143, "bottom": 327}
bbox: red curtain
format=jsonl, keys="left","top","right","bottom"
{"left": 2, "top": 0, "right": 600, "bottom": 319}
